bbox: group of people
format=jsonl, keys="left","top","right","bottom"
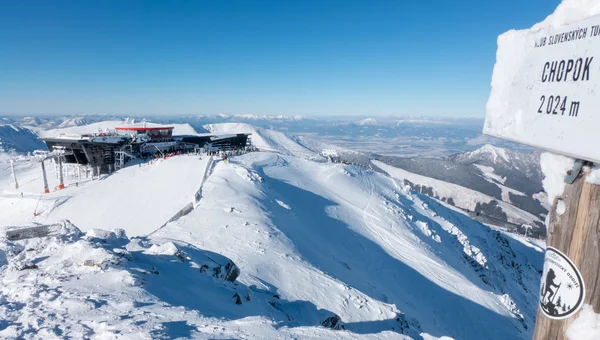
{"left": 206, "top": 147, "right": 256, "bottom": 160}
{"left": 139, "top": 146, "right": 258, "bottom": 166}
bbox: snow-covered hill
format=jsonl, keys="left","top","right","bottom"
{"left": 373, "top": 159, "right": 541, "bottom": 227}
{"left": 0, "top": 123, "right": 544, "bottom": 339}
{"left": 0, "top": 124, "right": 46, "bottom": 155}
{"left": 373, "top": 145, "right": 546, "bottom": 238}
{"left": 205, "top": 122, "right": 323, "bottom": 161}
{"left": 37, "top": 120, "right": 200, "bottom": 138}
{"left": 449, "top": 144, "right": 542, "bottom": 192}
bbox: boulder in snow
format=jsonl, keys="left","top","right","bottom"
{"left": 321, "top": 315, "right": 344, "bottom": 330}
{"left": 224, "top": 261, "right": 240, "bottom": 282}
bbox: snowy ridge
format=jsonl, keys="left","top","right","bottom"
{"left": 459, "top": 144, "right": 510, "bottom": 163}
{"left": 204, "top": 122, "right": 322, "bottom": 160}
{"left": 37, "top": 120, "right": 200, "bottom": 138}
{"left": 372, "top": 145, "right": 547, "bottom": 236}
{"left": 373, "top": 160, "right": 540, "bottom": 227}
{"left": 451, "top": 144, "right": 540, "bottom": 172}
{"left": 56, "top": 117, "right": 94, "bottom": 129}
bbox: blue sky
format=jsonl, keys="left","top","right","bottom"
{"left": 0, "top": 0, "right": 560, "bottom": 117}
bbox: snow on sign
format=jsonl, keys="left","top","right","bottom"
{"left": 539, "top": 247, "right": 585, "bottom": 319}
{"left": 484, "top": 15, "right": 600, "bottom": 163}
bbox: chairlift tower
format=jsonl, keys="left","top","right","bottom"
{"left": 10, "top": 159, "right": 18, "bottom": 189}
{"left": 40, "top": 151, "right": 73, "bottom": 193}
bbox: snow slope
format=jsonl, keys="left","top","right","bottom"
{"left": 372, "top": 160, "right": 541, "bottom": 227}
{"left": 151, "top": 152, "right": 542, "bottom": 339}
{"left": 37, "top": 120, "right": 200, "bottom": 138}
{"left": 373, "top": 144, "right": 547, "bottom": 238}
{"left": 0, "top": 123, "right": 544, "bottom": 339}
{"left": 0, "top": 155, "right": 209, "bottom": 236}
{"left": 39, "top": 156, "right": 209, "bottom": 235}
{"left": 204, "top": 122, "right": 322, "bottom": 160}
{"left": 0, "top": 125, "right": 46, "bottom": 155}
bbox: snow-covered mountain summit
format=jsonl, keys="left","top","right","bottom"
{"left": 0, "top": 122, "right": 543, "bottom": 339}
{"left": 354, "top": 118, "right": 378, "bottom": 126}
{"left": 451, "top": 144, "right": 541, "bottom": 176}
{"left": 455, "top": 144, "right": 512, "bottom": 164}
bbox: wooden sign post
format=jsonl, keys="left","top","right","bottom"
{"left": 532, "top": 165, "right": 600, "bottom": 339}
{"left": 483, "top": 13, "right": 600, "bottom": 339}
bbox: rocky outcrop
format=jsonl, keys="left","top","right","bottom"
{"left": 321, "top": 315, "right": 344, "bottom": 330}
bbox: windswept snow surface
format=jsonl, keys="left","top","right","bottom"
{"left": 37, "top": 120, "right": 200, "bottom": 138}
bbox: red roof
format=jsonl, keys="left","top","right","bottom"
{"left": 115, "top": 126, "right": 174, "bottom": 131}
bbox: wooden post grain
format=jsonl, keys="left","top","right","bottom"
{"left": 533, "top": 167, "right": 600, "bottom": 339}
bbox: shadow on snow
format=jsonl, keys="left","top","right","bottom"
{"left": 250, "top": 166, "right": 529, "bottom": 340}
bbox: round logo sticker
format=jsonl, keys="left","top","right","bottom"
{"left": 539, "top": 247, "right": 585, "bottom": 319}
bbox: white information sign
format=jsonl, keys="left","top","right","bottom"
{"left": 484, "top": 15, "right": 600, "bottom": 163}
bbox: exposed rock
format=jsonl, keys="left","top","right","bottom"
{"left": 394, "top": 312, "right": 422, "bottom": 338}
{"left": 233, "top": 293, "right": 243, "bottom": 305}
{"left": 174, "top": 250, "right": 185, "bottom": 262}
{"left": 213, "top": 265, "right": 222, "bottom": 278}
{"left": 321, "top": 315, "right": 344, "bottom": 330}
{"left": 224, "top": 261, "right": 240, "bottom": 282}
{"left": 199, "top": 264, "right": 208, "bottom": 273}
